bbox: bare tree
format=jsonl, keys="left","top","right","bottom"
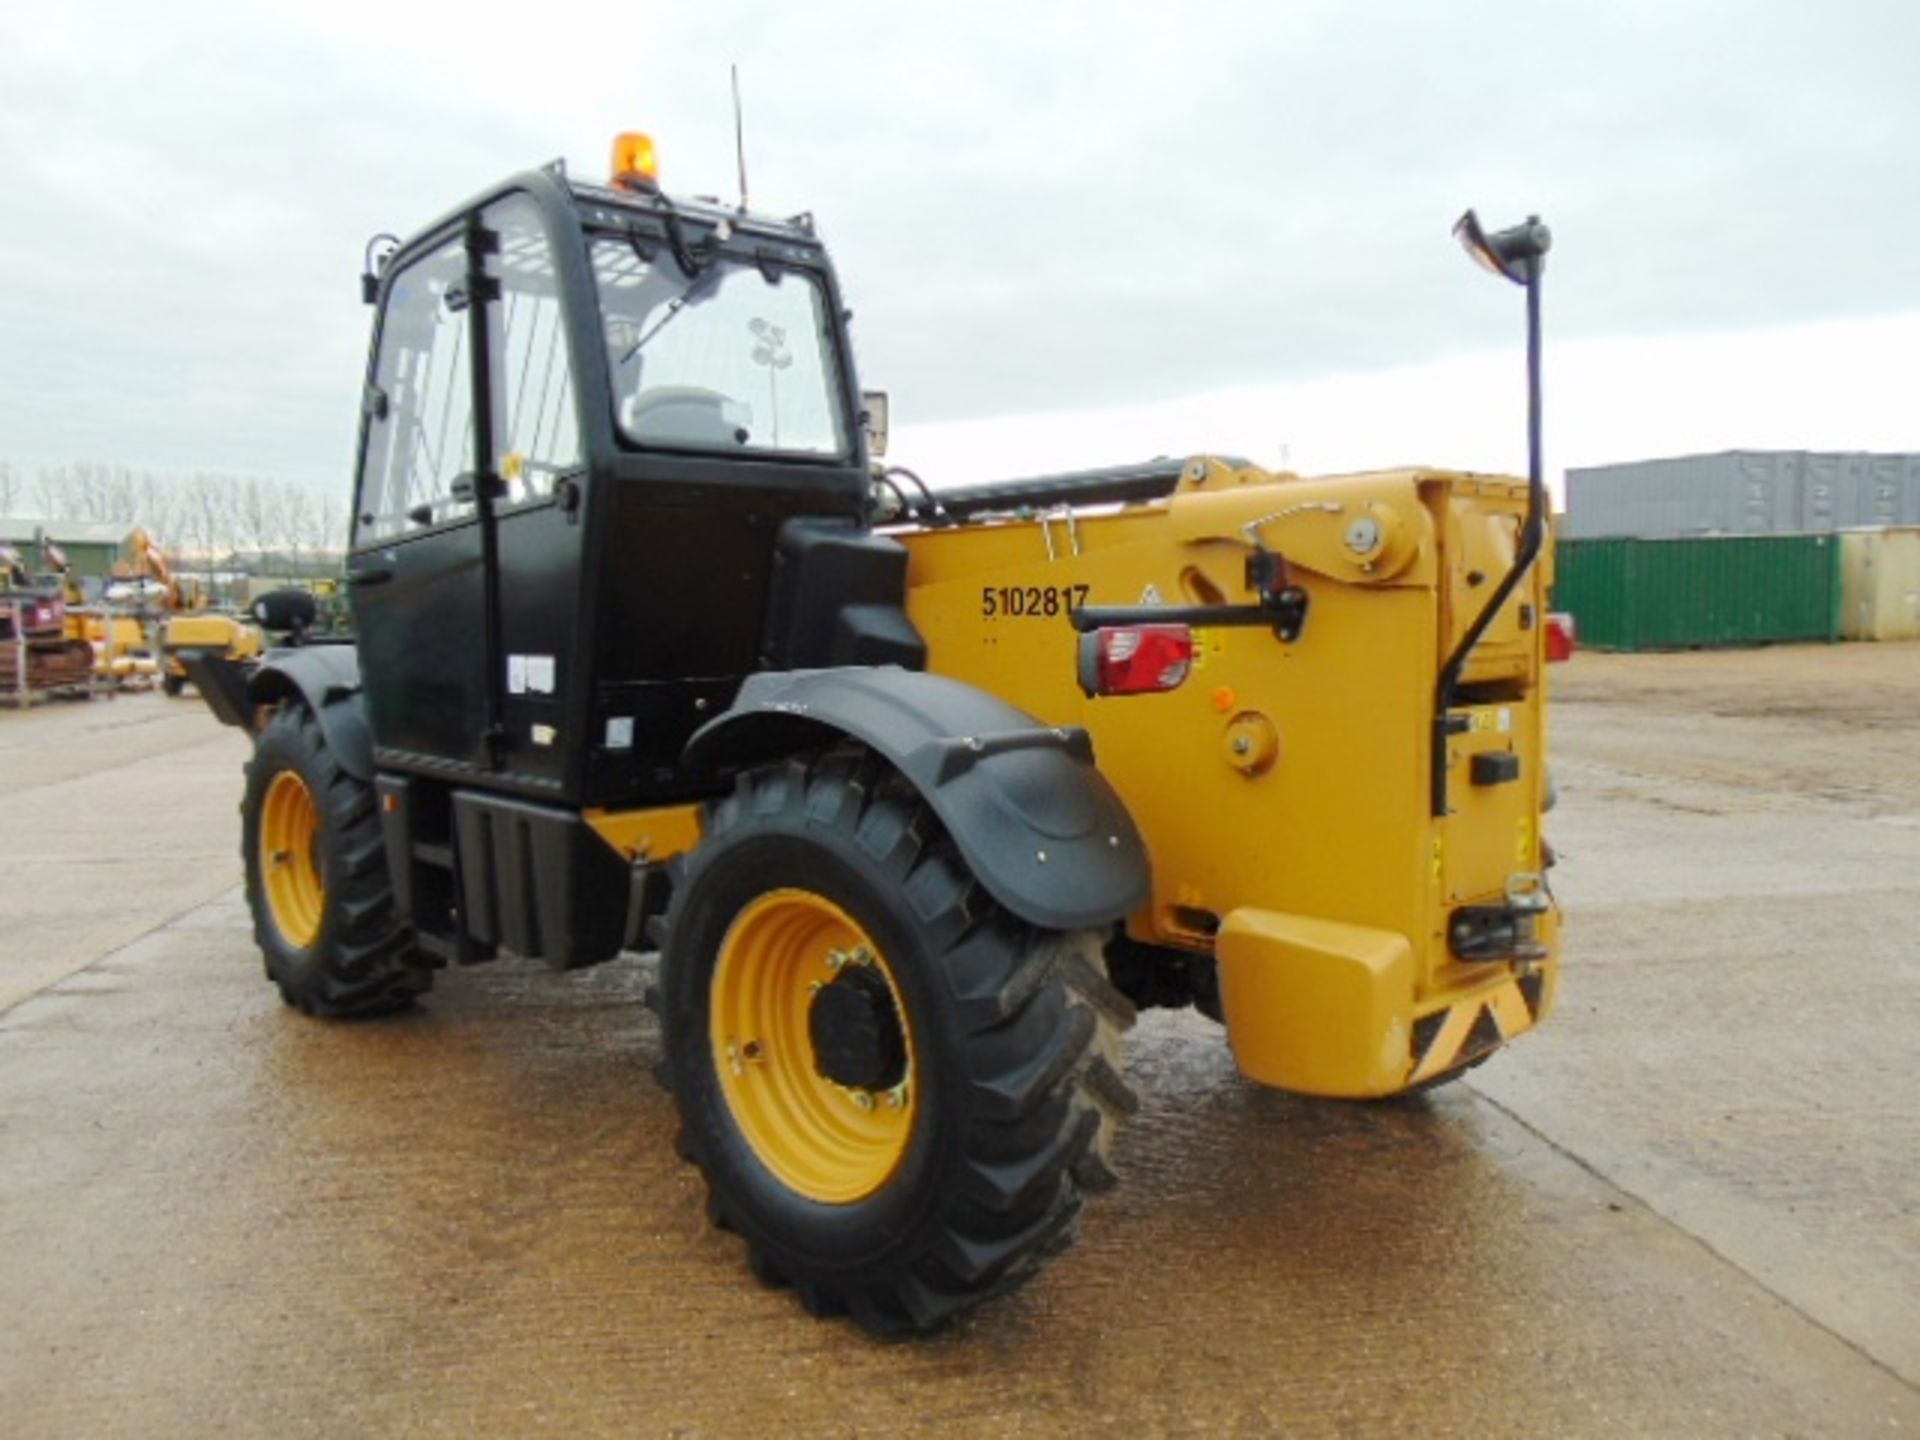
{"left": 6, "top": 462, "right": 349, "bottom": 587}
{"left": 32, "top": 465, "right": 65, "bottom": 519}
{"left": 283, "top": 487, "right": 314, "bottom": 571}
{"left": 317, "top": 490, "right": 352, "bottom": 554}
{"left": 135, "top": 472, "right": 183, "bottom": 556}
{"left": 186, "top": 474, "right": 224, "bottom": 563}
{"left": 105, "top": 465, "right": 136, "bottom": 525}
{"left": 239, "top": 476, "right": 270, "bottom": 559}
{"left": 71, "top": 460, "right": 111, "bottom": 521}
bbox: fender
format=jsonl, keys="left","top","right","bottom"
{"left": 684, "top": 667, "right": 1149, "bottom": 933}
{"left": 247, "top": 644, "right": 374, "bottom": 782}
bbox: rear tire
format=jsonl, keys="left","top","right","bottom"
{"left": 241, "top": 703, "right": 431, "bottom": 1017}
{"left": 659, "top": 748, "right": 1137, "bottom": 1334}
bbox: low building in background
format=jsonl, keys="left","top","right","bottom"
{"left": 1565, "top": 451, "right": 1920, "bottom": 540}
{"left": 0, "top": 517, "right": 128, "bottom": 585}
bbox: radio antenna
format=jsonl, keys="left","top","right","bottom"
{"left": 731, "top": 63, "right": 751, "bottom": 212}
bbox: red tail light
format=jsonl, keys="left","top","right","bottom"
{"left": 1545, "top": 611, "right": 1576, "bottom": 663}
{"left": 1078, "top": 624, "right": 1194, "bottom": 697}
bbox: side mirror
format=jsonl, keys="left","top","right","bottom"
{"left": 861, "top": 390, "right": 890, "bottom": 459}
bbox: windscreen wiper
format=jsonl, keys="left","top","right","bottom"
{"left": 618, "top": 250, "right": 724, "bottom": 365}
{"left": 620, "top": 297, "right": 691, "bottom": 365}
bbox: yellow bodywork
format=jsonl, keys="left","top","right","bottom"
{"left": 582, "top": 459, "right": 1558, "bottom": 1099}
{"left": 896, "top": 458, "right": 1560, "bottom": 1098}
{"left": 162, "top": 613, "right": 263, "bottom": 677}
{"left": 582, "top": 804, "right": 703, "bottom": 863}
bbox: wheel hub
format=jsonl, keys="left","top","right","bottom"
{"left": 259, "top": 769, "right": 324, "bottom": 950}
{"left": 708, "top": 888, "right": 919, "bottom": 1204}
{"left": 808, "top": 964, "right": 908, "bottom": 1092}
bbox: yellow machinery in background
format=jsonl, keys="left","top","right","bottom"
{"left": 106, "top": 527, "right": 264, "bottom": 693}
{"left": 25, "top": 534, "right": 156, "bottom": 687}
{"left": 19, "top": 527, "right": 264, "bottom": 692}
{"left": 157, "top": 545, "right": 266, "bottom": 699}
{"left": 160, "top": 610, "right": 262, "bottom": 697}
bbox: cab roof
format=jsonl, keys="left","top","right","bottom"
{"left": 560, "top": 164, "right": 824, "bottom": 249}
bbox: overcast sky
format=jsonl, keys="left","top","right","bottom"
{"left": 3, "top": 0, "right": 1917, "bottom": 502}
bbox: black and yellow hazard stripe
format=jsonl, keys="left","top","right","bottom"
{"left": 1407, "top": 970, "right": 1546, "bottom": 1085}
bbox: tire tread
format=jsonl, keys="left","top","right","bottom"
{"left": 242, "top": 703, "right": 431, "bottom": 1018}
{"left": 660, "top": 744, "right": 1135, "bottom": 1334}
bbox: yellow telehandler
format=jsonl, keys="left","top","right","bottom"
{"left": 186, "top": 134, "right": 1565, "bottom": 1332}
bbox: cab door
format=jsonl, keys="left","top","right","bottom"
{"left": 349, "top": 195, "right": 586, "bottom": 781}
{"left": 349, "top": 223, "right": 491, "bottom": 770}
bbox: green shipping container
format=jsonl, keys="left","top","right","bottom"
{"left": 1551, "top": 534, "right": 1841, "bottom": 651}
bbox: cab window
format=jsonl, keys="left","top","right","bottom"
{"left": 491, "top": 197, "right": 583, "bottom": 502}
{"left": 356, "top": 235, "right": 475, "bottom": 542}
{"left": 356, "top": 197, "right": 582, "bottom": 543}
{"left": 591, "top": 238, "right": 846, "bottom": 459}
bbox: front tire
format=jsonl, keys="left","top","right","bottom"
{"left": 241, "top": 703, "right": 432, "bottom": 1017}
{"left": 659, "top": 749, "right": 1137, "bottom": 1334}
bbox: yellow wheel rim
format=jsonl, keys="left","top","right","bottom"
{"left": 709, "top": 889, "right": 918, "bottom": 1205}
{"left": 260, "top": 770, "right": 324, "bottom": 950}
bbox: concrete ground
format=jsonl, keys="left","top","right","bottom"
{"left": 2, "top": 651, "right": 1916, "bottom": 1438}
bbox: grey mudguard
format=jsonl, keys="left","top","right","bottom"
{"left": 684, "top": 667, "right": 1150, "bottom": 933}
{"left": 247, "top": 644, "right": 374, "bottom": 782}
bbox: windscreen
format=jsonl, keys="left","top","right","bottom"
{"left": 591, "top": 237, "right": 848, "bottom": 459}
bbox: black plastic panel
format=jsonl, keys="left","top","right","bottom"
{"left": 1471, "top": 751, "right": 1522, "bottom": 786}
{"left": 246, "top": 646, "right": 374, "bottom": 781}
{"left": 685, "top": 668, "right": 1149, "bottom": 932}
{"left": 374, "top": 774, "right": 416, "bottom": 922}
{"left": 451, "top": 790, "right": 630, "bottom": 968}
{"left": 580, "top": 472, "right": 873, "bottom": 809}
{"left": 352, "top": 521, "right": 491, "bottom": 769}
{"left": 584, "top": 675, "right": 744, "bottom": 801}
{"left": 177, "top": 650, "right": 254, "bottom": 731}
{"left": 762, "top": 518, "right": 924, "bottom": 671}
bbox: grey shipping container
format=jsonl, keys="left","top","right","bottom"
{"left": 1564, "top": 450, "right": 1920, "bottom": 540}
{"left": 1861, "top": 454, "right": 1920, "bottom": 528}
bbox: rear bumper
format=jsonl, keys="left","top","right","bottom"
{"left": 1215, "top": 907, "right": 1558, "bottom": 1098}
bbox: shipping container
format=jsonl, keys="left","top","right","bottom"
{"left": 1839, "top": 527, "right": 1920, "bottom": 642}
{"left": 1862, "top": 456, "right": 1920, "bottom": 528}
{"left": 1551, "top": 534, "right": 1841, "bottom": 651}
{"left": 1564, "top": 451, "right": 1920, "bottom": 540}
